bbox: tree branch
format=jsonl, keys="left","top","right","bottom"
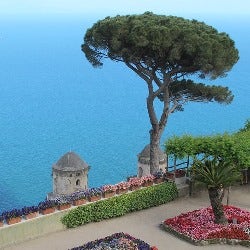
{"left": 125, "top": 62, "right": 149, "bottom": 82}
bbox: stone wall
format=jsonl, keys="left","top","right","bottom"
{"left": 0, "top": 210, "right": 68, "bottom": 249}
{"left": 0, "top": 181, "right": 189, "bottom": 248}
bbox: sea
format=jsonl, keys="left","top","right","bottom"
{"left": 0, "top": 13, "right": 249, "bottom": 213}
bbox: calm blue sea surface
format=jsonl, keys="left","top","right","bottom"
{"left": 0, "top": 14, "right": 249, "bottom": 212}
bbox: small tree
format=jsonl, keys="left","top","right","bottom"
{"left": 82, "top": 12, "right": 239, "bottom": 173}
{"left": 192, "top": 158, "right": 240, "bottom": 224}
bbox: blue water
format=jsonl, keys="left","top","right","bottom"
{"left": 0, "top": 14, "right": 249, "bottom": 212}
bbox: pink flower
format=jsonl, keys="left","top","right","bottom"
{"left": 114, "top": 181, "right": 130, "bottom": 190}
{"left": 141, "top": 175, "right": 156, "bottom": 183}
{"left": 164, "top": 206, "right": 250, "bottom": 241}
{"left": 128, "top": 177, "right": 143, "bottom": 187}
{"left": 101, "top": 184, "right": 117, "bottom": 193}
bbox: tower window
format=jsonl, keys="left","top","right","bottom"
{"left": 76, "top": 179, "right": 80, "bottom": 186}
{"left": 76, "top": 173, "right": 81, "bottom": 176}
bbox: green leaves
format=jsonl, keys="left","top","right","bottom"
{"left": 192, "top": 158, "right": 241, "bottom": 188}
{"left": 168, "top": 80, "right": 233, "bottom": 104}
{"left": 82, "top": 12, "right": 238, "bottom": 78}
{"left": 165, "top": 128, "right": 250, "bottom": 169}
{"left": 61, "top": 182, "right": 178, "bottom": 228}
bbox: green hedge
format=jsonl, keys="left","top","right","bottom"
{"left": 61, "top": 182, "right": 178, "bottom": 228}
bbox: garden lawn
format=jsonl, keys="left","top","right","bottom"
{"left": 162, "top": 205, "right": 250, "bottom": 246}
{"left": 70, "top": 232, "right": 157, "bottom": 250}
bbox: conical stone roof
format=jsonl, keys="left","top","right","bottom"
{"left": 138, "top": 144, "right": 166, "bottom": 164}
{"left": 53, "top": 152, "right": 88, "bottom": 171}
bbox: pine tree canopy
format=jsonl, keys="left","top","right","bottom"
{"left": 82, "top": 12, "right": 239, "bottom": 80}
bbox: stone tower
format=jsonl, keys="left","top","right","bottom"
{"left": 137, "top": 144, "right": 167, "bottom": 177}
{"left": 51, "top": 152, "right": 89, "bottom": 197}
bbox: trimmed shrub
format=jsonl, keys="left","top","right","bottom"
{"left": 61, "top": 182, "right": 178, "bottom": 228}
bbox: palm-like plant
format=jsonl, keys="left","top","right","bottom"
{"left": 192, "top": 158, "right": 240, "bottom": 224}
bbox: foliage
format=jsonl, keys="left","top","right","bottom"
{"left": 54, "top": 196, "right": 71, "bottom": 205}
{"left": 141, "top": 174, "right": 156, "bottom": 183}
{"left": 67, "top": 190, "right": 87, "bottom": 202}
{"left": 21, "top": 206, "right": 39, "bottom": 215}
{"left": 164, "top": 79, "right": 233, "bottom": 106}
{"left": 153, "top": 170, "right": 164, "bottom": 179}
{"left": 82, "top": 12, "right": 238, "bottom": 172}
{"left": 192, "top": 158, "right": 240, "bottom": 189}
{"left": 127, "top": 177, "right": 143, "bottom": 187}
{"left": 165, "top": 133, "right": 233, "bottom": 159}
{"left": 38, "top": 200, "right": 57, "bottom": 210}
{"left": 239, "top": 119, "right": 250, "bottom": 132}
{"left": 85, "top": 187, "right": 102, "bottom": 197}
{"left": 61, "top": 182, "right": 178, "bottom": 228}
{"left": 70, "top": 232, "right": 153, "bottom": 250}
{"left": 164, "top": 206, "right": 250, "bottom": 243}
{"left": 101, "top": 184, "right": 117, "bottom": 193}
{"left": 2, "top": 209, "right": 23, "bottom": 220}
{"left": 165, "top": 129, "right": 250, "bottom": 169}
{"left": 114, "top": 181, "right": 130, "bottom": 191}
{"left": 192, "top": 158, "right": 240, "bottom": 224}
{"left": 82, "top": 12, "right": 238, "bottom": 78}
{"left": 232, "top": 129, "right": 250, "bottom": 168}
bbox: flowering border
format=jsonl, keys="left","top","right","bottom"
{"left": 161, "top": 206, "right": 250, "bottom": 247}
{"left": 0, "top": 175, "right": 166, "bottom": 227}
{"left": 70, "top": 232, "right": 157, "bottom": 250}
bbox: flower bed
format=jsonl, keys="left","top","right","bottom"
{"left": 141, "top": 175, "right": 155, "bottom": 187}
{"left": 101, "top": 184, "right": 117, "bottom": 198}
{"left": 62, "top": 182, "right": 178, "bottom": 228}
{"left": 22, "top": 206, "right": 39, "bottom": 220}
{"left": 85, "top": 188, "right": 102, "bottom": 202}
{"left": 114, "top": 181, "right": 130, "bottom": 194}
{"left": 0, "top": 175, "right": 175, "bottom": 227}
{"left": 2, "top": 209, "right": 23, "bottom": 225}
{"left": 70, "top": 232, "right": 157, "bottom": 250}
{"left": 128, "top": 177, "right": 143, "bottom": 190}
{"left": 162, "top": 205, "right": 250, "bottom": 247}
{"left": 166, "top": 169, "right": 186, "bottom": 179}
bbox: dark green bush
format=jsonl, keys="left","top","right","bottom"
{"left": 61, "top": 182, "right": 178, "bottom": 228}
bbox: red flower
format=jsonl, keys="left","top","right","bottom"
{"left": 164, "top": 206, "right": 250, "bottom": 241}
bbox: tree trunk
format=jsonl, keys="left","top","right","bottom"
{"left": 226, "top": 186, "right": 230, "bottom": 205}
{"left": 208, "top": 187, "right": 227, "bottom": 224}
{"left": 149, "top": 128, "right": 160, "bottom": 174}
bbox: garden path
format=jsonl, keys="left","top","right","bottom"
{"left": 4, "top": 184, "right": 250, "bottom": 250}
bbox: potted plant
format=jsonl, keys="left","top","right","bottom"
{"left": 69, "top": 190, "right": 87, "bottom": 206}
{"left": 128, "top": 177, "right": 143, "bottom": 191}
{"left": 175, "top": 169, "right": 186, "bottom": 178}
{"left": 114, "top": 181, "right": 130, "bottom": 194}
{"left": 22, "top": 205, "right": 39, "bottom": 220}
{"left": 141, "top": 175, "right": 155, "bottom": 187}
{"left": 166, "top": 171, "right": 174, "bottom": 180}
{"left": 2, "top": 209, "right": 22, "bottom": 225}
{"left": 174, "top": 169, "right": 187, "bottom": 185}
{"left": 101, "top": 184, "right": 117, "bottom": 198}
{"left": 153, "top": 170, "right": 165, "bottom": 184}
{"left": 86, "top": 187, "right": 102, "bottom": 202}
{"left": 0, "top": 214, "right": 4, "bottom": 227}
{"left": 55, "top": 196, "right": 72, "bottom": 211}
{"left": 166, "top": 169, "right": 186, "bottom": 184}
{"left": 38, "top": 200, "right": 57, "bottom": 215}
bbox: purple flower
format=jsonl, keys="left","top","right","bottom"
{"left": 21, "top": 206, "right": 39, "bottom": 215}
{"left": 2, "top": 208, "right": 22, "bottom": 220}
{"left": 38, "top": 200, "right": 57, "bottom": 210}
